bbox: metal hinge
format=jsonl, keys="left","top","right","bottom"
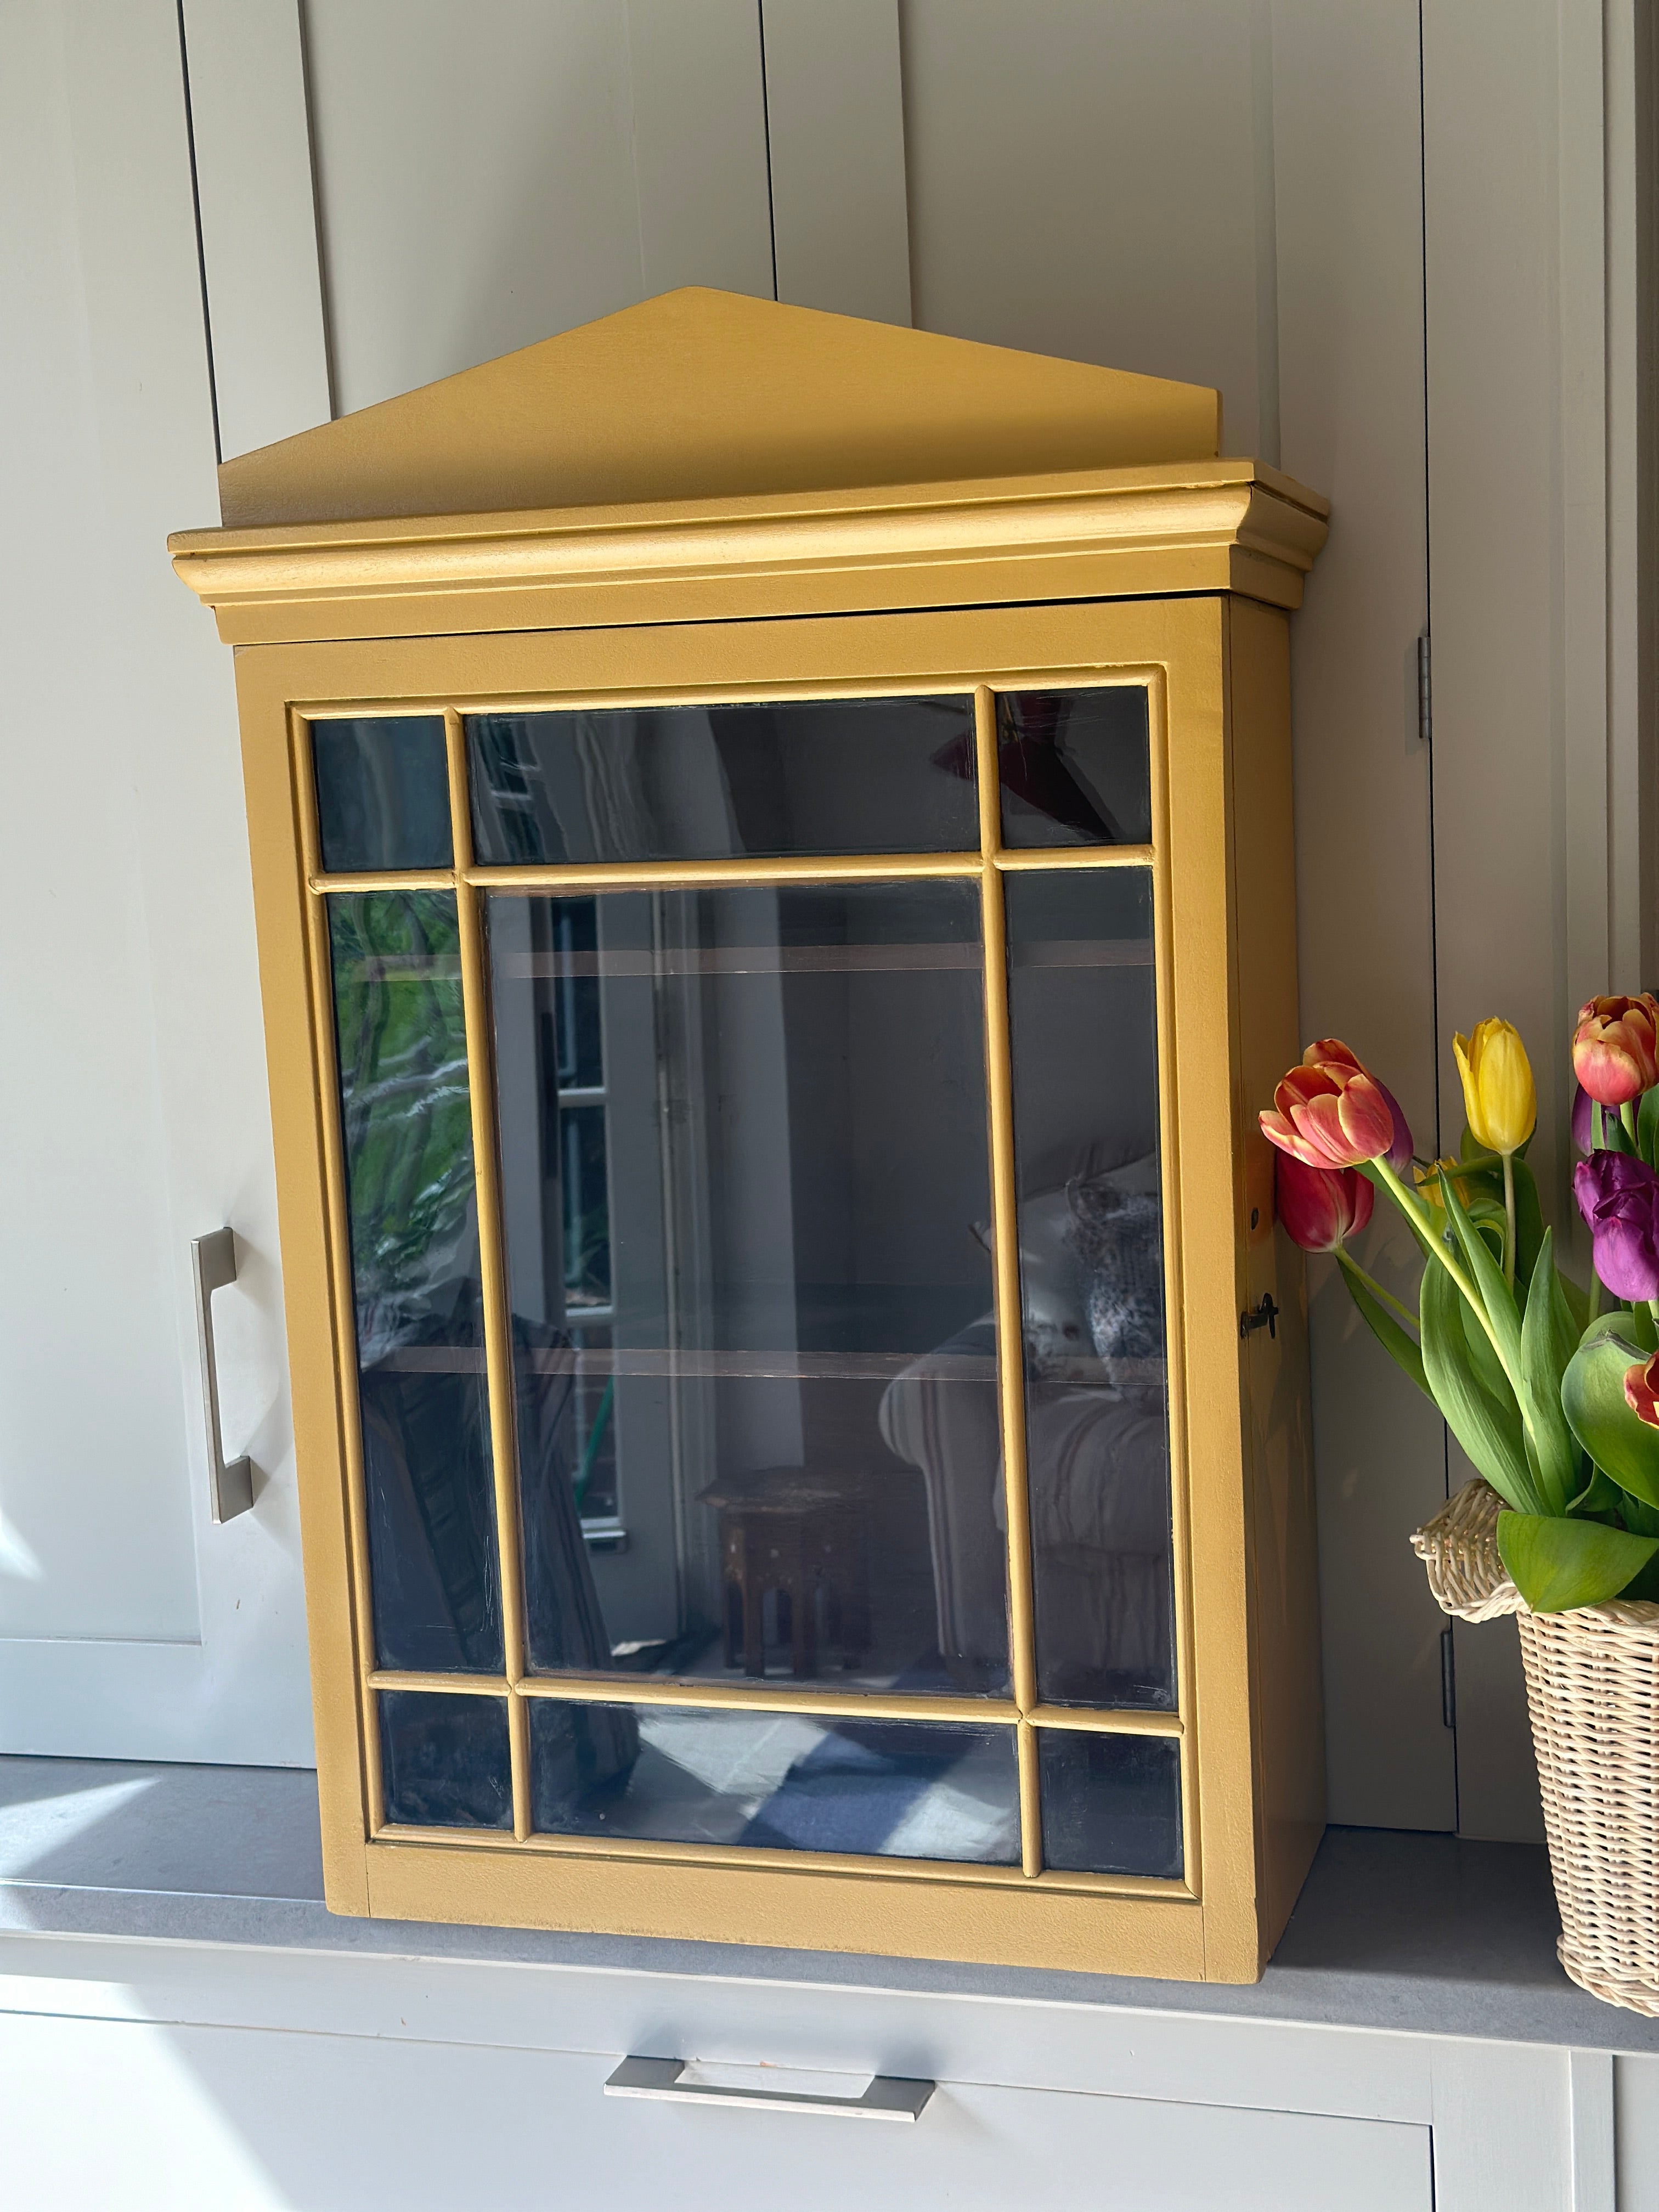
{"left": 1418, "top": 631, "right": 1432, "bottom": 746}
{"left": 1441, "top": 1625, "right": 1456, "bottom": 1729}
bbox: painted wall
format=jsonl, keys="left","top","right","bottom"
{"left": 1, "top": 0, "right": 1651, "bottom": 1848}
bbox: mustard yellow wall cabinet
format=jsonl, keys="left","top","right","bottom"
{"left": 172, "top": 289, "right": 1329, "bottom": 1982}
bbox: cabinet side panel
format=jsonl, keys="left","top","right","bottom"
{"left": 1226, "top": 599, "right": 1325, "bottom": 1956}
{"left": 233, "top": 645, "right": 371, "bottom": 1913}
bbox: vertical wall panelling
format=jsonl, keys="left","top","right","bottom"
{"left": 300, "top": 2, "right": 774, "bottom": 417}
{"left": 0, "top": 0, "right": 313, "bottom": 1761}
{"left": 623, "top": 0, "right": 775, "bottom": 301}
{"left": 1271, "top": 2, "right": 1453, "bottom": 1831}
{"left": 900, "top": 0, "right": 1444, "bottom": 1831}
{"left": 759, "top": 0, "right": 911, "bottom": 325}
{"left": 177, "top": 0, "right": 331, "bottom": 459}
{"left": 1424, "top": 0, "right": 1649, "bottom": 1842}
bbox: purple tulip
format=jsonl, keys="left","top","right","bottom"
{"left": 1372, "top": 1074, "right": 1415, "bottom": 1174}
{"left": 1572, "top": 1081, "right": 1595, "bottom": 1155}
{"left": 1575, "top": 1149, "right": 1659, "bottom": 1301}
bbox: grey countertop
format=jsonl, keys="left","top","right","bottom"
{"left": 3, "top": 1752, "right": 1656, "bottom": 2052}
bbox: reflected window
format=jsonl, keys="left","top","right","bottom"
{"left": 329, "top": 891, "right": 502, "bottom": 1672}
{"left": 1037, "top": 1728, "right": 1182, "bottom": 1877}
{"left": 1004, "top": 870, "right": 1175, "bottom": 1708}
{"left": 529, "top": 1700, "right": 1019, "bottom": 1863}
{"left": 466, "top": 696, "right": 979, "bottom": 865}
{"left": 488, "top": 879, "right": 1008, "bottom": 1696}
{"left": 313, "top": 715, "right": 453, "bottom": 872}
{"left": 997, "top": 689, "right": 1151, "bottom": 849}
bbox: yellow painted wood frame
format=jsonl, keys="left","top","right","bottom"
{"left": 234, "top": 591, "right": 1318, "bottom": 1983}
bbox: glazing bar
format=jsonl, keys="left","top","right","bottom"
{"left": 444, "top": 710, "right": 533, "bottom": 1841}
{"left": 295, "top": 716, "right": 386, "bottom": 1833}
{"left": 973, "top": 685, "right": 1042, "bottom": 1883}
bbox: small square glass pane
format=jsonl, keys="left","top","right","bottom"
{"left": 379, "top": 1690, "right": 512, "bottom": 1830}
{"left": 1038, "top": 1729, "right": 1182, "bottom": 1877}
{"left": 313, "top": 715, "right": 453, "bottom": 872}
{"left": 529, "top": 1700, "right": 1019, "bottom": 1863}
{"left": 488, "top": 881, "right": 1006, "bottom": 1698}
{"left": 997, "top": 689, "right": 1150, "bottom": 849}
{"left": 329, "top": 892, "right": 503, "bottom": 1672}
{"left": 1004, "top": 870, "right": 1175, "bottom": 1709}
{"left": 466, "top": 696, "right": 978, "bottom": 865}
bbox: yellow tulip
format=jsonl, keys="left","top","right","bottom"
{"left": 1453, "top": 1018, "right": 1537, "bottom": 1156}
{"left": 1414, "top": 1158, "right": 1476, "bottom": 1211}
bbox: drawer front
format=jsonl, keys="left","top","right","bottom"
{"left": 1, "top": 2011, "right": 1431, "bottom": 2211}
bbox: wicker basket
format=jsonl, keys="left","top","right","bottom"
{"left": 1413, "top": 1480, "right": 1659, "bottom": 2015}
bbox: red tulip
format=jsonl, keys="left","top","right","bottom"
{"left": 1626, "top": 1351, "right": 1659, "bottom": 1430}
{"left": 1274, "top": 1151, "right": 1374, "bottom": 1252}
{"left": 1260, "top": 1039, "right": 1399, "bottom": 1171}
{"left": 1573, "top": 994, "right": 1659, "bottom": 1108}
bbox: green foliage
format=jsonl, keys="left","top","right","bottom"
{"left": 1418, "top": 1256, "right": 1539, "bottom": 1514}
{"left": 1497, "top": 1509, "right": 1659, "bottom": 1612}
{"left": 330, "top": 892, "right": 475, "bottom": 1311}
{"left": 1562, "top": 1317, "right": 1659, "bottom": 1511}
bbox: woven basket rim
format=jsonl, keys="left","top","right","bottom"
{"left": 1413, "top": 1477, "right": 1659, "bottom": 1633}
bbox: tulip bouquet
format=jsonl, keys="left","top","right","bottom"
{"left": 1261, "top": 998, "right": 1659, "bottom": 1614}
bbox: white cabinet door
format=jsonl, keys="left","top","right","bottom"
{"left": 0, "top": 0, "right": 313, "bottom": 1763}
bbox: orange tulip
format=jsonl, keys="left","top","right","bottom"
{"left": 1260, "top": 1039, "right": 1398, "bottom": 1172}
{"left": 1626, "top": 1351, "right": 1659, "bottom": 1430}
{"left": 1573, "top": 993, "right": 1659, "bottom": 1109}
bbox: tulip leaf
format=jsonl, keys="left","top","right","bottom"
{"left": 1516, "top": 1232, "right": 1582, "bottom": 1514}
{"left": 1562, "top": 1323, "right": 1659, "bottom": 1511}
{"left": 1420, "top": 1259, "right": 1541, "bottom": 1514}
{"left": 1336, "top": 1250, "right": 1430, "bottom": 1401}
{"left": 1639, "top": 1087, "right": 1659, "bottom": 1171}
{"left": 1496, "top": 1509, "right": 1658, "bottom": 1613}
{"left": 1510, "top": 1155, "right": 1548, "bottom": 1297}
{"left": 1437, "top": 1163, "right": 1523, "bottom": 1374}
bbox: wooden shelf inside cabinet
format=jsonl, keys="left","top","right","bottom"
{"left": 171, "top": 283, "right": 1327, "bottom": 1984}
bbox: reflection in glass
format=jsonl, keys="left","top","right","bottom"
{"left": 1037, "top": 1729, "right": 1182, "bottom": 1877}
{"left": 997, "top": 689, "right": 1151, "bottom": 849}
{"left": 379, "top": 1690, "right": 513, "bottom": 1830}
{"left": 312, "top": 715, "right": 453, "bottom": 872}
{"left": 330, "top": 892, "right": 502, "bottom": 1671}
{"left": 466, "top": 696, "right": 978, "bottom": 865}
{"left": 488, "top": 880, "right": 1007, "bottom": 1695}
{"left": 530, "top": 1700, "right": 1019, "bottom": 1863}
{"left": 1004, "top": 871, "right": 1174, "bottom": 1709}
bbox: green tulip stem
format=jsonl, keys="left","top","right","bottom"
{"left": 1502, "top": 1151, "right": 1517, "bottom": 1290}
{"left": 1588, "top": 1268, "right": 1602, "bottom": 1323}
{"left": 1341, "top": 1257, "right": 1419, "bottom": 1335}
{"left": 1374, "top": 1158, "right": 1509, "bottom": 1368}
{"left": 1624, "top": 1101, "right": 1640, "bottom": 1146}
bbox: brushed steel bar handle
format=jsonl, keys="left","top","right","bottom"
{"left": 192, "top": 1229, "right": 253, "bottom": 1522}
{"left": 604, "top": 2056, "right": 933, "bottom": 2121}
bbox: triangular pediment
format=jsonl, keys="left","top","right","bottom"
{"left": 216, "top": 288, "right": 1222, "bottom": 530}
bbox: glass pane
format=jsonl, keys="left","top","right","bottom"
{"left": 1037, "top": 1729, "right": 1182, "bottom": 1877}
{"left": 379, "top": 1690, "right": 513, "bottom": 1830}
{"left": 529, "top": 1700, "right": 1019, "bottom": 1862}
{"left": 330, "top": 891, "right": 503, "bottom": 1672}
{"left": 313, "top": 715, "right": 453, "bottom": 872}
{"left": 997, "top": 689, "right": 1151, "bottom": 849}
{"left": 1003, "top": 871, "right": 1174, "bottom": 1708}
{"left": 488, "top": 880, "right": 1006, "bottom": 1696}
{"left": 466, "top": 696, "right": 978, "bottom": 865}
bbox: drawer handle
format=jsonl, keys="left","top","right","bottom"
{"left": 605, "top": 2056, "right": 933, "bottom": 2122}
{"left": 191, "top": 1229, "right": 253, "bottom": 1523}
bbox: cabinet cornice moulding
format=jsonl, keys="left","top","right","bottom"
{"left": 170, "top": 460, "right": 1329, "bottom": 645}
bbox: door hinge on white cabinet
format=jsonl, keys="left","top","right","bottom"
{"left": 1441, "top": 1624, "right": 1456, "bottom": 1729}
{"left": 1418, "top": 631, "right": 1432, "bottom": 746}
